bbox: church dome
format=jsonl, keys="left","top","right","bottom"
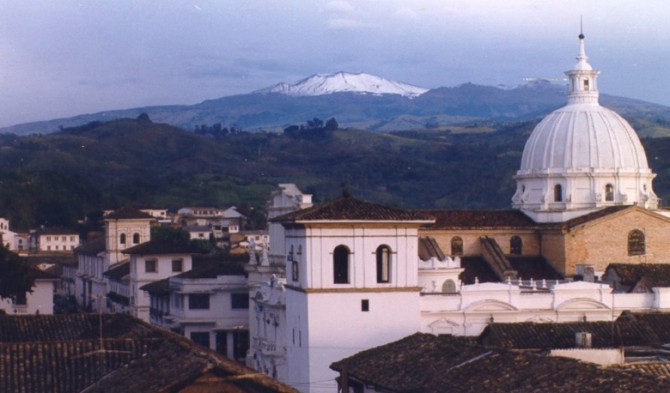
{"left": 519, "top": 104, "right": 650, "bottom": 173}
{"left": 513, "top": 33, "right": 658, "bottom": 222}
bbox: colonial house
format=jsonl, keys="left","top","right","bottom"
{"left": 141, "top": 254, "right": 250, "bottom": 361}
{"left": 32, "top": 228, "right": 80, "bottom": 253}
{"left": 103, "top": 261, "right": 130, "bottom": 313}
{"left": 122, "top": 239, "right": 204, "bottom": 322}
{"left": 74, "top": 236, "right": 106, "bottom": 312}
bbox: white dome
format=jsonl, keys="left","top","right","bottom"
{"left": 518, "top": 103, "right": 651, "bottom": 173}
{"left": 513, "top": 34, "right": 658, "bottom": 222}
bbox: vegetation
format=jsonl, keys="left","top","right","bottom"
{"left": 0, "top": 117, "right": 669, "bottom": 231}
{"left": 0, "top": 247, "right": 34, "bottom": 300}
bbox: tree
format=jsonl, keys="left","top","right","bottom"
{"left": 324, "top": 117, "right": 339, "bottom": 131}
{"left": 0, "top": 247, "right": 34, "bottom": 300}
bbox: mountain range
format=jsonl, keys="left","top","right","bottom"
{"left": 2, "top": 72, "right": 670, "bottom": 136}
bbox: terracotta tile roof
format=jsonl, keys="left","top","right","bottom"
{"left": 624, "top": 362, "right": 670, "bottom": 378}
{"left": 459, "top": 256, "right": 499, "bottom": 284}
{"left": 509, "top": 256, "right": 563, "bottom": 280}
{"left": 560, "top": 205, "right": 632, "bottom": 229}
{"left": 479, "top": 319, "right": 660, "bottom": 349}
{"left": 103, "top": 262, "right": 130, "bottom": 280}
{"left": 74, "top": 236, "right": 106, "bottom": 256}
{"left": 175, "top": 259, "right": 247, "bottom": 279}
{"left": 620, "top": 312, "right": 670, "bottom": 343}
{"left": 606, "top": 264, "right": 670, "bottom": 290}
{"left": 122, "top": 239, "right": 205, "bottom": 255}
{"left": 140, "top": 277, "right": 170, "bottom": 294}
{"left": 331, "top": 332, "right": 670, "bottom": 393}
{"left": 105, "top": 206, "right": 154, "bottom": 220}
{"left": 420, "top": 209, "right": 537, "bottom": 230}
{"left": 418, "top": 237, "right": 446, "bottom": 261}
{"left": 0, "top": 314, "right": 299, "bottom": 393}
{"left": 272, "top": 196, "right": 434, "bottom": 223}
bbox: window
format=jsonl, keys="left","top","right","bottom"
{"left": 46, "top": 236, "right": 51, "bottom": 242}
{"left": 231, "top": 293, "right": 249, "bottom": 309}
{"left": 442, "top": 280, "right": 457, "bottom": 293}
{"left": 190, "top": 331, "right": 210, "bottom": 348}
{"left": 291, "top": 260, "right": 299, "bottom": 281}
{"left": 189, "top": 294, "right": 210, "bottom": 309}
{"left": 605, "top": 184, "right": 614, "bottom": 202}
{"left": 451, "top": 237, "right": 463, "bottom": 256}
{"left": 510, "top": 236, "right": 523, "bottom": 255}
{"left": 216, "top": 331, "right": 228, "bottom": 356}
{"left": 14, "top": 292, "right": 27, "bottom": 305}
{"left": 133, "top": 233, "right": 140, "bottom": 244}
{"left": 333, "top": 245, "right": 350, "bottom": 284}
{"left": 172, "top": 259, "right": 183, "bottom": 272}
{"left": 70, "top": 236, "right": 75, "bottom": 241}
{"left": 376, "top": 245, "right": 391, "bottom": 283}
{"left": 628, "top": 229, "right": 646, "bottom": 256}
{"left": 145, "top": 259, "right": 157, "bottom": 273}
{"left": 554, "top": 184, "right": 563, "bottom": 202}
{"left": 583, "top": 79, "right": 589, "bottom": 91}
{"left": 233, "top": 330, "right": 250, "bottom": 361}
{"left": 120, "top": 233, "right": 126, "bottom": 245}
{"left": 361, "top": 299, "right": 369, "bottom": 312}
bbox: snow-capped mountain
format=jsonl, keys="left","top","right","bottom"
{"left": 256, "top": 72, "right": 429, "bottom": 98}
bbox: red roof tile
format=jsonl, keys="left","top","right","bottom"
{"left": 420, "top": 209, "right": 537, "bottom": 229}
{"left": 272, "top": 196, "right": 434, "bottom": 223}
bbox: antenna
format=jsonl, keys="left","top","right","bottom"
{"left": 579, "top": 17, "right": 585, "bottom": 39}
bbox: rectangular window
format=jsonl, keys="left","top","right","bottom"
{"left": 189, "top": 293, "right": 210, "bottom": 309}
{"left": 190, "top": 331, "right": 210, "bottom": 348}
{"left": 233, "top": 330, "right": 249, "bottom": 361}
{"left": 172, "top": 259, "right": 183, "bottom": 272}
{"left": 361, "top": 299, "right": 369, "bottom": 312}
{"left": 145, "top": 259, "right": 157, "bottom": 273}
{"left": 231, "top": 293, "right": 249, "bottom": 309}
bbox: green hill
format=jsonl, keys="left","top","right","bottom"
{"left": 0, "top": 116, "right": 668, "bottom": 230}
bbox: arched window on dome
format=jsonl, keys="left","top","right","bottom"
{"left": 451, "top": 237, "right": 463, "bottom": 256}
{"left": 583, "top": 79, "right": 590, "bottom": 91}
{"left": 333, "top": 245, "right": 350, "bottom": 284}
{"left": 376, "top": 245, "right": 391, "bottom": 283}
{"left": 628, "top": 230, "right": 645, "bottom": 256}
{"left": 510, "top": 236, "right": 522, "bottom": 255}
{"left": 605, "top": 184, "right": 614, "bottom": 202}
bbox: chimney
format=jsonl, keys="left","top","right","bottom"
{"left": 575, "top": 332, "right": 592, "bottom": 348}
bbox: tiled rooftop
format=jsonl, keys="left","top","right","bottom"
{"left": 419, "top": 209, "right": 537, "bottom": 230}
{"left": 272, "top": 196, "right": 434, "bottom": 223}
{"left": 122, "top": 239, "right": 206, "bottom": 255}
{"left": 0, "top": 314, "right": 299, "bottom": 393}
{"left": 331, "top": 332, "right": 670, "bottom": 393}
{"left": 103, "top": 261, "right": 130, "bottom": 280}
{"left": 105, "top": 206, "right": 154, "bottom": 220}
{"left": 74, "top": 236, "right": 106, "bottom": 256}
{"left": 606, "top": 264, "right": 670, "bottom": 290}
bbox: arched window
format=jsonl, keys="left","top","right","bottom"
{"left": 510, "top": 236, "right": 522, "bottom": 255}
{"left": 442, "top": 279, "right": 457, "bottom": 293}
{"left": 554, "top": 184, "right": 562, "bottom": 202}
{"left": 605, "top": 184, "right": 614, "bottom": 202}
{"left": 119, "top": 233, "right": 126, "bottom": 245}
{"left": 333, "top": 245, "right": 350, "bottom": 284}
{"left": 132, "top": 233, "right": 140, "bottom": 244}
{"left": 376, "top": 245, "right": 391, "bottom": 283}
{"left": 451, "top": 236, "right": 463, "bottom": 256}
{"left": 628, "top": 230, "right": 646, "bottom": 256}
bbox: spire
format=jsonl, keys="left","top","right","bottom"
{"left": 565, "top": 29, "right": 599, "bottom": 105}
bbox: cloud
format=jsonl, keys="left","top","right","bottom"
{"left": 395, "top": 7, "right": 419, "bottom": 20}
{"left": 324, "top": 1, "right": 354, "bottom": 13}
{"left": 327, "top": 18, "right": 372, "bottom": 30}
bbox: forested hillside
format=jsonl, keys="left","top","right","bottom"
{"left": 1, "top": 116, "right": 669, "bottom": 230}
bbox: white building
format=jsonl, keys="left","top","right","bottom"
{"left": 0, "top": 268, "right": 58, "bottom": 315}
{"left": 123, "top": 239, "right": 201, "bottom": 322}
{"left": 142, "top": 255, "right": 250, "bottom": 361}
{"left": 33, "top": 228, "right": 80, "bottom": 253}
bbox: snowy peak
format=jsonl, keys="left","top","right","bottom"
{"left": 256, "top": 72, "right": 428, "bottom": 98}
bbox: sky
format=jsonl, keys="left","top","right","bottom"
{"left": 1, "top": 0, "right": 669, "bottom": 128}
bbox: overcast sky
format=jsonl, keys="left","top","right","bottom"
{"left": 1, "top": 0, "right": 669, "bottom": 128}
